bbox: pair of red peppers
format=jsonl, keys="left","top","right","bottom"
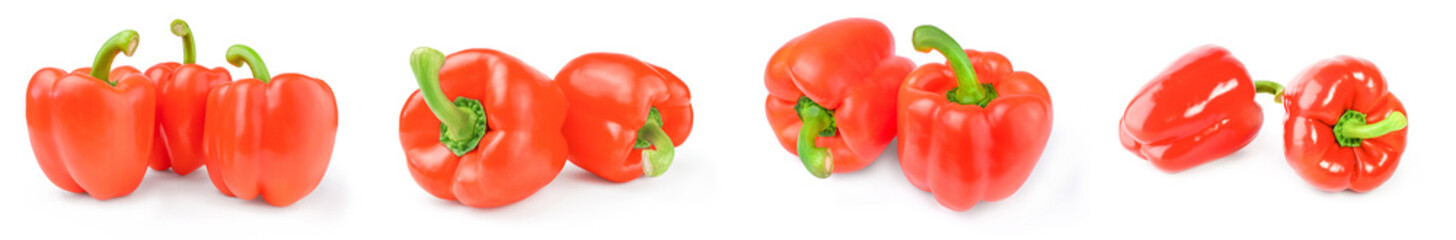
{"left": 764, "top": 18, "right": 1053, "bottom": 211}
{"left": 400, "top": 48, "right": 693, "bottom": 208}
{"left": 26, "top": 20, "right": 338, "bottom": 206}
{"left": 1119, "top": 46, "right": 1408, "bottom": 192}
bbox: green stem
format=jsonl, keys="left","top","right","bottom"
{"left": 1254, "top": 80, "right": 1284, "bottom": 104}
{"left": 90, "top": 30, "right": 140, "bottom": 85}
{"left": 912, "top": 25, "right": 993, "bottom": 107}
{"left": 411, "top": 47, "right": 487, "bottom": 156}
{"left": 795, "top": 96, "right": 834, "bottom": 178}
{"left": 637, "top": 108, "right": 675, "bottom": 177}
{"left": 225, "top": 44, "right": 271, "bottom": 83}
{"left": 1333, "top": 111, "right": 1407, "bottom": 147}
{"left": 171, "top": 19, "right": 196, "bottom": 64}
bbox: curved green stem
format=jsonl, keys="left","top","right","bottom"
{"left": 637, "top": 108, "right": 675, "bottom": 177}
{"left": 226, "top": 44, "right": 271, "bottom": 83}
{"left": 795, "top": 96, "right": 835, "bottom": 178}
{"left": 1254, "top": 80, "right": 1284, "bottom": 104}
{"left": 171, "top": 19, "right": 196, "bottom": 64}
{"left": 1333, "top": 110, "right": 1407, "bottom": 147}
{"left": 90, "top": 30, "right": 140, "bottom": 85}
{"left": 912, "top": 25, "right": 993, "bottom": 107}
{"left": 411, "top": 47, "right": 487, "bottom": 156}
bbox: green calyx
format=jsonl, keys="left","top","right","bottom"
{"left": 437, "top": 97, "right": 487, "bottom": 156}
{"left": 633, "top": 108, "right": 664, "bottom": 148}
{"left": 90, "top": 30, "right": 140, "bottom": 85}
{"left": 794, "top": 96, "right": 836, "bottom": 178}
{"left": 1254, "top": 80, "right": 1284, "bottom": 104}
{"left": 946, "top": 83, "right": 998, "bottom": 107}
{"left": 1332, "top": 110, "right": 1408, "bottom": 147}
{"left": 793, "top": 97, "right": 838, "bottom": 137}
{"left": 634, "top": 107, "right": 676, "bottom": 177}
{"left": 225, "top": 44, "right": 272, "bottom": 83}
{"left": 411, "top": 47, "right": 489, "bottom": 156}
{"left": 912, "top": 25, "right": 994, "bottom": 107}
{"left": 171, "top": 19, "right": 196, "bottom": 64}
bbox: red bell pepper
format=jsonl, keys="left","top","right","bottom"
{"left": 1118, "top": 46, "right": 1264, "bottom": 172}
{"left": 764, "top": 18, "right": 913, "bottom": 178}
{"left": 896, "top": 25, "right": 1053, "bottom": 211}
{"left": 400, "top": 47, "right": 569, "bottom": 207}
{"left": 556, "top": 53, "right": 693, "bottom": 182}
{"left": 203, "top": 44, "right": 338, "bottom": 206}
{"left": 26, "top": 30, "right": 155, "bottom": 200}
{"left": 1267, "top": 57, "right": 1408, "bottom": 192}
{"left": 143, "top": 19, "right": 231, "bottom": 175}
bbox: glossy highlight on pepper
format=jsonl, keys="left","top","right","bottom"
{"left": 556, "top": 53, "right": 693, "bottom": 182}
{"left": 203, "top": 44, "right": 338, "bottom": 207}
{"left": 1119, "top": 46, "right": 1264, "bottom": 172}
{"left": 1276, "top": 56, "right": 1407, "bottom": 192}
{"left": 144, "top": 19, "right": 232, "bottom": 175}
{"left": 26, "top": 30, "right": 156, "bottom": 200}
{"left": 896, "top": 25, "right": 1052, "bottom": 211}
{"left": 764, "top": 18, "right": 913, "bottom": 178}
{"left": 400, "top": 47, "right": 568, "bottom": 208}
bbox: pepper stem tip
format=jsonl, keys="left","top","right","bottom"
{"left": 794, "top": 96, "right": 836, "bottom": 179}
{"left": 639, "top": 123, "right": 676, "bottom": 177}
{"left": 225, "top": 44, "right": 271, "bottom": 83}
{"left": 89, "top": 30, "right": 140, "bottom": 83}
{"left": 171, "top": 19, "right": 196, "bottom": 64}
{"left": 170, "top": 19, "right": 192, "bottom": 37}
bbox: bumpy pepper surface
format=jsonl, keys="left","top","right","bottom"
{"left": 764, "top": 18, "right": 914, "bottom": 178}
{"left": 144, "top": 19, "right": 231, "bottom": 175}
{"left": 401, "top": 47, "right": 569, "bottom": 207}
{"left": 1119, "top": 46, "right": 1264, "bottom": 172}
{"left": 556, "top": 53, "right": 693, "bottom": 183}
{"left": 203, "top": 44, "right": 338, "bottom": 207}
{"left": 897, "top": 25, "right": 1052, "bottom": 211}
{"left": 1272, "top": 57, "right": 1407, "bottom": 192}
{"left": 26, "top": 30, "right": 155, "bottom": 200}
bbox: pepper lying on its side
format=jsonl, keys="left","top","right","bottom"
{"left": 556, "top": 53, "right": 693, "bottom": 183}
{"left": 1119, "top": 46, "right": 1264, "bottom": 172}
{"left": 1271, "top": 57, "right": 1408, "bottom": 192}
{"left": 400, "top": 47, "right": 569, "bottom": 207}
{"left": 764, "top": 18, "right": 913, "bottom": 178}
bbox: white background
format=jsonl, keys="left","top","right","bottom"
{"left": 1, "top": 0, "right": 1451, "bottom": 239}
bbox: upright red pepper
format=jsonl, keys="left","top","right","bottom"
{"left": 1118, "top": 46, "right": 1264, "bottom": 172}
{"left": 764, "top": 18, "right": 913, "bottom": 178}
{"left": 26, "top": 30, "right": 155, "bottom": 200}
{"left": 400, "top": 47, "right": 569, "bottom": 207}
{"left": 556, "top": 53, "right": 693, "bottom": 182}
{"left": 203, "top": 44, "right": 338, "bottom": 206}
{"left": 144, "top": 19, "right": 231, "bottom": 175}
{"left": 896, "top": 25, "right": 1053, "bottom": 211}
{"left": 1269, "top": 57, "right": 1408, "bottom": 192}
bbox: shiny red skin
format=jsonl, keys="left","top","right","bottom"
{"left": 1280, "top": 57, "right": 1406, "bottom": 192}
{"left": 144, "top": 62, "right": 231, "bottom": 175}
{"left": 203, "top": 73, "right": 338, "bottom": 206}
{"left": 764, "top": 18, "right": 914, "bottom": 173}
{"left": 26, "top": 67, "right": 155, "bottom": 200}
{"left": 897, "top": 50, "right": 1053, "bottom": 211}
{"left": 556, "top": 53, "right": 693, "bottom": 183}
{"left": 400, "top": 49, "right": 569, "bottom": 208}
{"left": 1119, "top": 46, "right": 1263, "bottom": 172}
